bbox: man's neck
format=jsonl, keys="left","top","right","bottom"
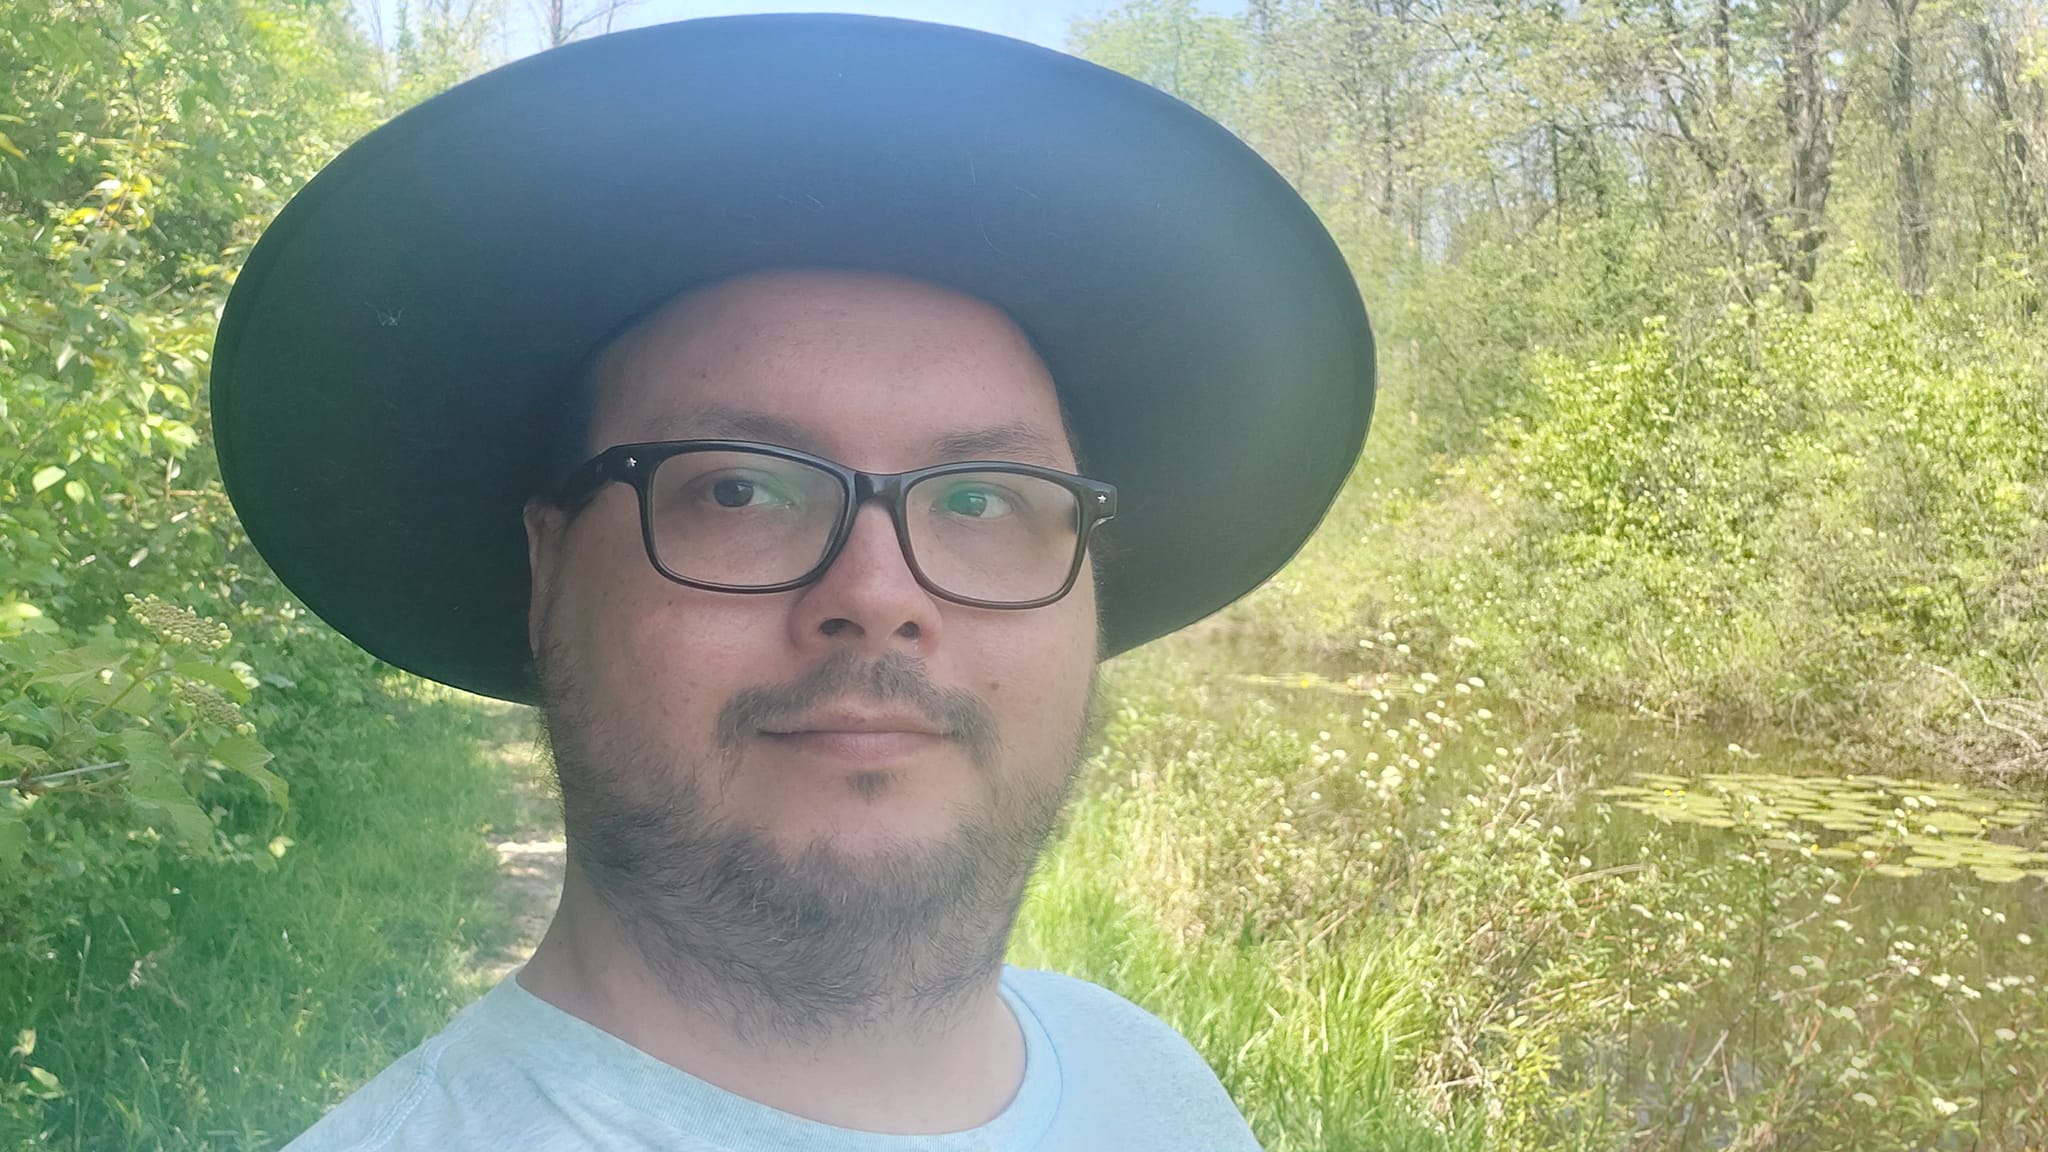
{"left": 515, "top": 863, "right": 1027, "bottom": 1135}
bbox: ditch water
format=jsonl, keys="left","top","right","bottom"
{"left": 1151, "top": 626, "right": 2047, "bottom": 1144}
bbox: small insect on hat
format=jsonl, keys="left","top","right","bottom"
{"left": 209, "top": 14, "right": 1376, "bottom": 704}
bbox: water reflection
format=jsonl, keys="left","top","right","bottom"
{"left": 1605, "top": 772, "right": 2048, "bottom": 881}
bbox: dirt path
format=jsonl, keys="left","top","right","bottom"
{"left": 467, "top": 705, "right": 566, "bottom": 986}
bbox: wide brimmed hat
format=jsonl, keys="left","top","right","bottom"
{"left": 210, "top": 14, "right": 1375, "bottom": 705}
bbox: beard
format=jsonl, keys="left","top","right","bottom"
{"left": 533, "top": 633, "right": 1092, "bottom": 1046}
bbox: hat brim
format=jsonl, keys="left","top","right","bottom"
{"left": 211, "top": 14, "right": 1375, "bottom": 705}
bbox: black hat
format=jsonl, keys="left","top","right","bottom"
{"left": 210, "top": 14, "right": 1375, "bottom": 704}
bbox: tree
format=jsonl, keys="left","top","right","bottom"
{"left": 1972, "top": 0, "right": 2048, "bottom": 303}
{"left": 533, "top": 0, "right": 643, "bottom": 49}
{"left": 1880, "top": 0, "right": 1931, "bottom": 297}
{"left": 1069, "top": 1, "right": 1251, "bottom": 129}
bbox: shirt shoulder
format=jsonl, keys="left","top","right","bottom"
{"left": 1002, "top": 965, "right": 1226, "bottom": 1066}
{"left": 279, "top": 1024, "right": 453, "bottom": 1152}
{"left": 278, "top": 981, "right": 692, "bottom": 1152}
{"left": 1000, "top": 966, "right": 1264, "bottom": 1150}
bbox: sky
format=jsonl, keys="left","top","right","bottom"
{"left": 440, "top": 0, "right": 1246, "bottom": 59}
{"left": 604, "top": 1, "right": 1104, "bottom": 49}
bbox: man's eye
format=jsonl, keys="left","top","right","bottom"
{"left": 936, "top": 485, "right": 1014, "bottom": 519}
{"left": 703, "top": 473, "right": 792, "bottom": 508}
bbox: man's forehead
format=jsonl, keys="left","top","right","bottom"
{"left": 584, "top": 268, "right": 1076, "bottom": 465}
{"left": 642, "top": 404, "right": 1070, "bottom": 467}
{"left": 595, "top": 268, "right": 1046, "bottom": 381}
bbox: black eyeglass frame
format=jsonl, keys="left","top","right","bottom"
{"left": 548, "top": 439, "right": 1119, "bottom": 610}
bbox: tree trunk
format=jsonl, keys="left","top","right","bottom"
{"left": 1776, "top": 0, "right": 1853, "bottom": 310}
{"left": 1883, "top": 0, "right": 1930, "bottom": 299}
{"left": 1975, "top": 15, "right": 2045, "bottom": 250}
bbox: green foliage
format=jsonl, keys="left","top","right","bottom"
{"left": 1071, "top": 0, "right": 2048, "bottom": 755}
{"left": 382, "top": 0, "right": 508, "bottom": 107}
{"left": 0, "top": 2, "right": 527, "bottom": 1145}
{"left": 1016, "top": 649, "right": 1490, "bottom": 1150}
{"left": 1, "top": 592, "right": 286, "bottom": 882}
{"left": 1239, "top": 266, "right": 2048, "bottom": 750}
{"left": 0, "top": 678, "right": 527, "bottom": 1149}
{"left": 1030, "top": 642, "right": 2047, "bottom": 1150}
{"left": 1068, "top": 1, "right": 1250, "bottom": 129}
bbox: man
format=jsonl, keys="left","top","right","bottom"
{"left": 211, "top": 14, "right": 1373, "bottom": 1150}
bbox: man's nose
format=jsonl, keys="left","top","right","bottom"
{"left": 787, "top": 499, "right": 942, "bottom": 654}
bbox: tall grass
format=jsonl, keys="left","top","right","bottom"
{"left": 2, "top": 675, "right": 528, "bottom": 1151}
{"left": 1011, "top": 647, "right": 1494, "bottom": 1151}
{"left": 1014, "top": 788, "right": 1472, "bottom": 1152}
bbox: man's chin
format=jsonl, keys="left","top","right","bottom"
{"left": 737, "top": 760, "right": 987, "bottom": 858}
{"left": 767, "top": 816, "right": 980, "bottom": 896}
{"left": 774, "top": 826, "right": 931, "bottom": 870}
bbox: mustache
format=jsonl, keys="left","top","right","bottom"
{"left": 714, "top": 649, "right": 1002, "bottom": 770}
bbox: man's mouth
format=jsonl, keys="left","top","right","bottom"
{"left": 757, "top": 708, "right": 950, "bottom": 764}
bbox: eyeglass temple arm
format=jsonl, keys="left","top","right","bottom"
{"left": 546, "top": 450, "right": 627, "bottom": 512}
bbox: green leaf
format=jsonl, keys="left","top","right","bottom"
{"left": 27, "top": 638, "right": 127, "bottom": 695}
{"left": 29, "top": 466, "right": 64, "bottom": 493}
{"left": 0, "top": 130, "right": 26, "bottom": 161}
{"left": 210, "top": 735, "right": 285, "bottom": 809}
{"left": 120, "top": 729, "right": 213, "bottom": 845}
{"left": 130, "top": 780, "right": 213, "bottom": 845}
{"left": 118, "top": 727, "right": 174, "bottom": 776}
{"left": 2, "top": 699, "right": 60, "bottom": 743}
{"left": 0, "top": 728, "right": 49, "bottom": 770}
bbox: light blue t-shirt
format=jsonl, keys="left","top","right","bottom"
{"left": 282, "top": 965, "right": 1263, "bottom": 1151}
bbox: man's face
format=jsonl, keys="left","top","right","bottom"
{"left": 522, "top": 269, "right": 1099, "bottom": 1026}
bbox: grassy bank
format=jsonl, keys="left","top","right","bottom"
{"left": 1016, "top": 630, "right": 2047, "bottom": 1150}
{"left": 1, "top": 669, "right": 528, "bottom": 1151}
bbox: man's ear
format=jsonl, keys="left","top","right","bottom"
{"left": 524, "top": 498, "right": 569, "bottom": 657}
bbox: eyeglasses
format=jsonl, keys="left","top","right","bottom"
{"left": 549, "top": 440, "right": 1117, "bottom": 609}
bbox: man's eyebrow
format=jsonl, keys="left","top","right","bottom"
{"left": 650, "top": 409, "right": 1066, "bottom": 467}
{"left": 652, "top": 407, "right": 826, "bottom": 454}
{"left": 930, "top": 422, "right": 1065, "bottom": 464}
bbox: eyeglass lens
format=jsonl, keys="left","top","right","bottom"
{"left": 644, "top": 449, "right": 1083, "bottom": 603}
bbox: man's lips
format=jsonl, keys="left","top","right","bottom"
{"left": 759, "top": 708, "right": 944, "bottom": 738}
{"left": 756, "top": 710, "right": 950, "bottom": 764}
